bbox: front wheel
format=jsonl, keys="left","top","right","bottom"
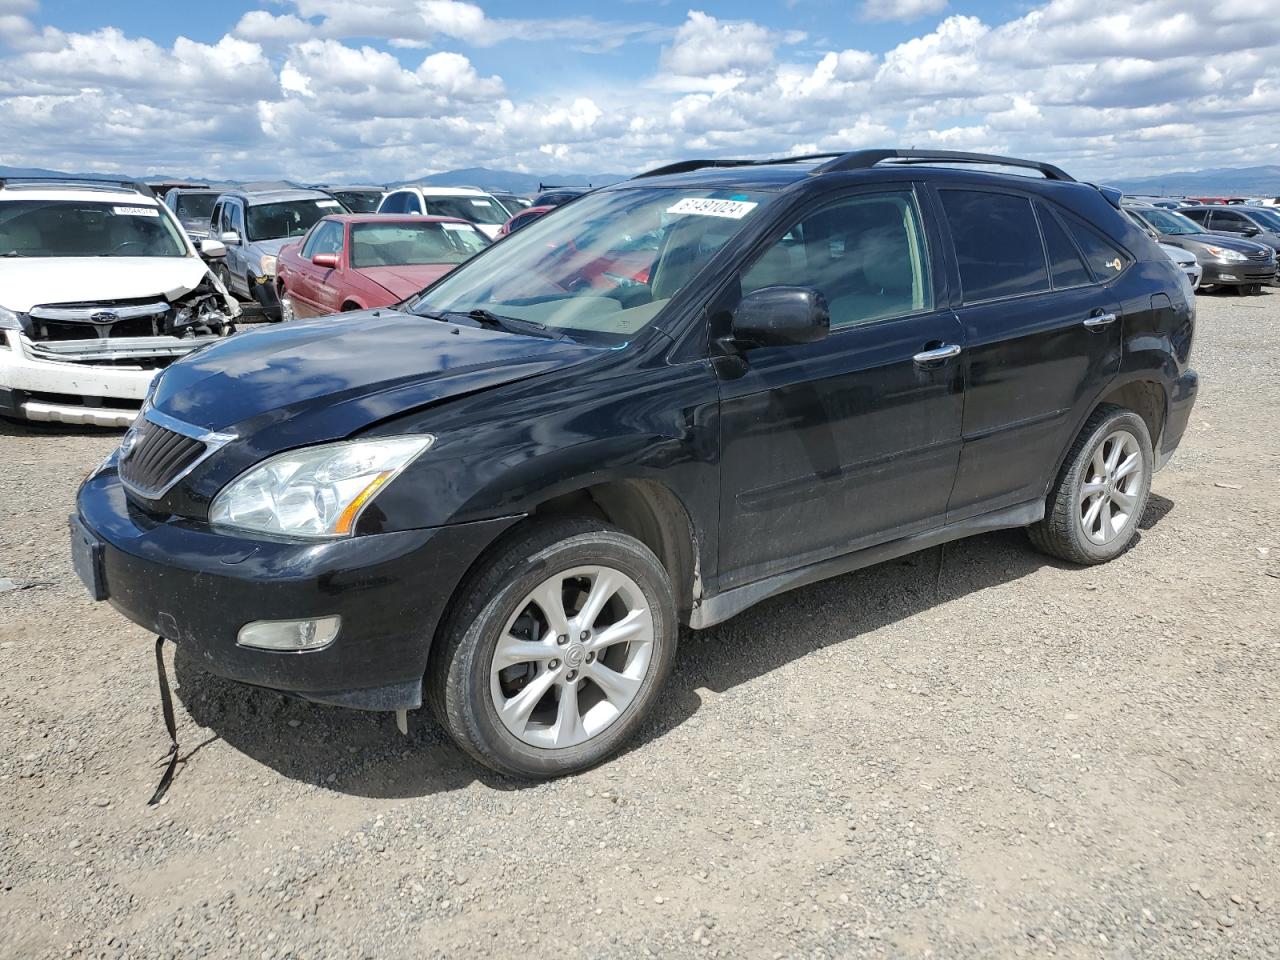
{"left": 1028, "top": 405, "right": 1153, "bottom": 565}
{"left": 428, "top": 519, "right": 677, "bottom": 779}
{"left": 279, "top": 290, "right": 296, "bottom": 322}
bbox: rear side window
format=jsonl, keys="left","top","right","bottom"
{"left": 940, "top": 190, "right": 1048, "bottom": 302}
{"left": 381, "top": 192, "right": 407, "bottom": 214}
{"left": 1061, "top": 213, "right": 1131, "bottom": 280}
{"left": 1036, "top": 204, "right": 1093, "bottom": 289}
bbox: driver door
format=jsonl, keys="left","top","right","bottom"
{"left": 715, "top": 186, "right": 965, "bottom": 590}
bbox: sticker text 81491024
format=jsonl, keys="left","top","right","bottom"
{"left": 666, "top": 197, "right": 759, "bottom": 220}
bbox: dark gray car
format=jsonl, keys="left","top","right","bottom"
{"left": 1179, "top": 206, "right": 1280, "bottom": 280}
{"left": 1125, "top": 205, "right": 1277, "bottom": 294}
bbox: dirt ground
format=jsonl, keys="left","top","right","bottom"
{"left": 1, "top": 290, "right": 1277, "bottom": 959}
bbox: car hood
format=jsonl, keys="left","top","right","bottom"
{"left": 246, "top": 236, "right": 299, "bottom": 257}
{"left": 151, "top": 308, "right": 602, "bottom": 436}
{"left": 1158, "top": 243, "right": 1196, "bottom": 265}
{"left": 357, "top": 263, "right": 455, "bottom": 300}
{"left": 1174, "top": 233, "right": 1273, "bottom": 254}
{"left": 0, "top": 256, "right": 210, "bottom": 312}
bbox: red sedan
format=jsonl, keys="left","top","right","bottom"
{"left": 275, "top": 214, "right": 490, "bottom": 318}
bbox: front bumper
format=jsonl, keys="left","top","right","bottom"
{"left": 74, "top": 465, "right": 518, "bottom": 710}
{"left": 1156, "top": 368, "right": 1198, "bottom": 470}
{"left": 251, "top": 275, "right": 281, "bottom": 319}
{"left": 1200, "top": 260, "right": 1277, "bottom": 285}
{"left": 0, "top": 330, "right": 216, "bottom": 427}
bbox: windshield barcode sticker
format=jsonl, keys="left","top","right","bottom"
{"left": 667, "top": 198, "right": 758, "bottom": 219}
{"left": 317, "top": 200, "right": 342, "bottom": 208}
{"left": 470, "top": 199, "right": 490, "bottom": 207}
{"left": 112, "top": 206, "right": 159, "bottom": 217}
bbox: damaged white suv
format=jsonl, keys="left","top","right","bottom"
{"left": 0, "top": 178, "right": 240, "bottom": 427}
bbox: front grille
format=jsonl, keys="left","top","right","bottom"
{"left": 118, "top": 417, "right": 207, "bottom": 498}
{"left": 27, "top": 300, "right": 171, "bottom": 342}
{"left": 1247, "top": 249, "right": 1274, "bottom": 261}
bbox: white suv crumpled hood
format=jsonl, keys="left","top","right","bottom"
{"left": 0, "top": 256, "right": 210, "bottom": 313}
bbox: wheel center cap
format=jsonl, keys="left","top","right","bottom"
{"left": 564, "top": 643, "right": 586, "bottom": 669}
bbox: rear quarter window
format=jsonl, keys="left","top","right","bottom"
{"left": 939, "top": 189, "right": 1049, "bottom": 303}
{"left": 1060, "top": 211, "right": 1132, "bottom": 280}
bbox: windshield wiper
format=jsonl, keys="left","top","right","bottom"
{"left": 450, "top": 309, "right": 563, "bottom": 339}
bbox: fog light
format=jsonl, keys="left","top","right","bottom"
{"left": 1220, "top": 274, "right": 1237, "bottom": 281}
{"left": 237, "top": 616, "right": 340, "bottom": 651}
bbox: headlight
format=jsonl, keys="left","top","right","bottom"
{"left": 259, "top": 254, "right": 277, "bottom": 277}
{"left": 1205, "top": 246, "right": 1246, "bottom": 262}
{"left": 209, "top": 435, "right": 434, "bottom": 539}
{"left": 0, "top": 304, "right": 21, "bottom": 331}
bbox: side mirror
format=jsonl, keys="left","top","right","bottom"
{"left": 731, "top": 286, "right": 829, "bottom": 347}
{"left": 199, "top": 238, "right": 227, "bottom": 259}
{"left": 1243, "top": 226, "right": 1261, "bottom": 237}
{"left": 312, "top": 253, "right": 339, "bottom": 269}
{"left": 219, "top": 230, "right": 241, "bottom": 246}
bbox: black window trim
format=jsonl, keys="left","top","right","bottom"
{"left": 1052, "top": 202, "right": 1135, "bottom": 285}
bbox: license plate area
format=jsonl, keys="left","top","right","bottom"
{"left": 69, "top": 515, "right": 107, "bottom": 602}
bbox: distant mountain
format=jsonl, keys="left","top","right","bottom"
{"left": 0, "top": 163, "right": 627, "bottom": 197}
{"left": 1109, "top": 165, "right": 1280, "bottom": 198}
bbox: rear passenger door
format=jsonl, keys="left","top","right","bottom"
{"left": 936, "top": 187, "right": 1122, "bottom": 521}
{"left": 716, "top": 185, "right": 966, "bottom": 589}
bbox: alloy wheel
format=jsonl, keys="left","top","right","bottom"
{"left": 1078, "top": 430, "right": 1144, "bottom": 545}
{"left": 489, "top": 565, "right": 655, "bottom": 749}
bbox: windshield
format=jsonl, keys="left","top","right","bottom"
{"left": 1136, "top": 208, "right": 1203, "bottom": 236}
{"left": 412, "top": 187, "right": 775, "bottom": 344}
{"left": 424, "top": 195, "right": 507, "bottom": 226}
{"left": 0, "top": 199, "right": 188, "bottom": 258}
{"left": 174, "top": 193, "right": 217, "bottom": 222}
{"left": 332, "top": 191, "right": 382, "bottom": 213}
{"left": 247, "top": 198, "right": 343, "bottom": 241}
{"left": 351, "top": 221, "right": 489, "bottom": 267}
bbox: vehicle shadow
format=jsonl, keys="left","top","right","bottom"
{"left": 0, "top": 416, "right": 124, "bottom": 438}
{"left": 172, "top": 497, "right": 1176, "bottom": 800}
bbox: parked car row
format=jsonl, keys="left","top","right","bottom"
{"left": 1122, "top": 202, "right": 1278, "bottom": 294}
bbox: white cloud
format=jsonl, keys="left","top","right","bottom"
{"left": 861, "top": 0, "right": 948, "bottom": 24}
{"left": 1, "top": 0, "right": 1280, "bottom": 183}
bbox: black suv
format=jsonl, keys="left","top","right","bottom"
{"left": 72, "top": 150, "right": 1197, "bottom": 778}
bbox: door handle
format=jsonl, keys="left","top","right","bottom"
{"left": 1083, "top": 312, "right": 1117, "bottom": 329}
{"left": 912, "top": 343, "right": 962, "bottom": 366}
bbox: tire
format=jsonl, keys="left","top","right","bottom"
{"left": 214, "top": 264, "right": 235, "bottom": 298}
{"left": 428, "top": 518, "right": 678, "bottom": 779}
{"left": 279, "top": 290, "right": 296, "bottom": 322}
{"left": 1028, "top": 404, "right": 1153, "bottom": 565}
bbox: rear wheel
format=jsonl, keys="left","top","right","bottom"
{"left": 1028, "top": 405, "right": 1153, "bottom": 565}
{"left": 428, "top": 519, "right": 677, "bottom": 779}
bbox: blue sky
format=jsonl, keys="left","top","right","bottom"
{"left": 2, "top": 0, "right": 1278, "bottom": 182}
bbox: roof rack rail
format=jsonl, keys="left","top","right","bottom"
{"left": 811, "top": 149, "right": 1075, "bottom": 181}
{"left": 0, "top": 176, "right": 154, "bottom": 196}
{"left": 537, "top": 182, "right": 592, "bottom": 191}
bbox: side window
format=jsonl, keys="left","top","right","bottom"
{"left": 382, "top": 192, "right": 405, "bottom": 214}
{"left": 741, "top": 190, "right": 933, "bottom": 330}
{"left": 1181, "top": 207, "right": 1208, "bottom": 225}
{"left": 229, "top": 202, "right": 245, "bottom": 236}
{"left": 940, "top": 190, "right": 1048, "bottom": 302}
{"left": 1061, "top": 213, "right": 1131, "bottom": 280}
{"left": 1211, "top": 210, "right": 1247, "bottom": 232}
{"left": 407, "top": 193, "right": 424, "bottom": 214}
{"left": 211, "top": 202, "right": 223, "bottom": 233}
{"left": 302, "top": 222, "right": 343, "bottom": 258}
{"left": 1036, "top": 203, "right": 1093, "bottom": 289}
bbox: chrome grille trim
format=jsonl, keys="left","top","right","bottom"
{"left": 117, "top": 408, "right": 236, "bottom": 500}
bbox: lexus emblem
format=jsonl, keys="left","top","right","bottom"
{"left": 90, "top": 310, "right": 120, "bottom": 324}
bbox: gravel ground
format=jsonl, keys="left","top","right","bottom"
{"left": 1, "top": 290, "right": 1277, "bottom": 959}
